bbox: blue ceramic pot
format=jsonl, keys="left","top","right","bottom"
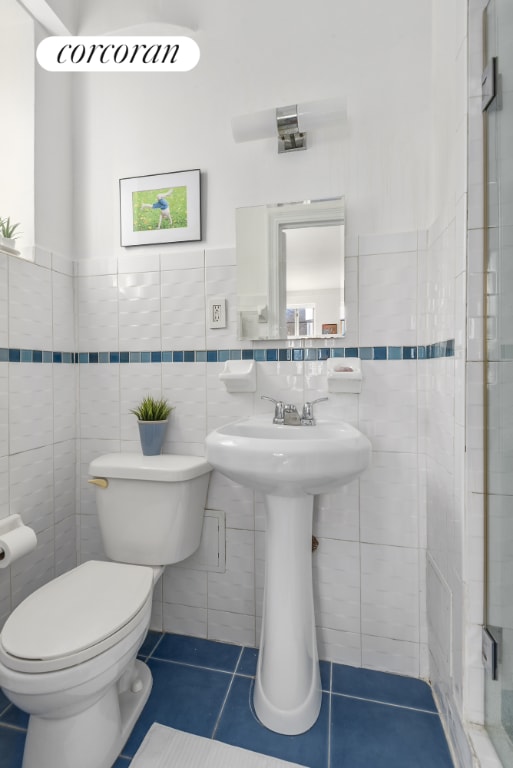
{"left": 137, "top": 420, "right": 168, "bottom": 455}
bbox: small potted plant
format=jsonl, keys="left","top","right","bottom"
{"left": 0, "top": 217, "right": 22, "bottom": 250}
{"left": 130, "top": 395, "right": 174, "bottom": 456}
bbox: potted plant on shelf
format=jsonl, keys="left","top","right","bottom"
{"left": 130, "top": 395, "right": 174, "bottom": 456}
{"left": 0, "top": 217, "right": 22, "bottom": 251}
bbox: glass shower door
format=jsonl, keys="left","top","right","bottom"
{"left": 484, "top": 0, "right": 513, "bottom": 762}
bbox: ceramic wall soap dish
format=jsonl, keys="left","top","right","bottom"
{"left": 327, "top": 357, "right": 362, "bottom": 393}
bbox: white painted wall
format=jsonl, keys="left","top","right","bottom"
{"left": 72, "top": 0, "right": 432, "bottom": 260}
{"left": 34, "top": 25, "right": 74, "bottom": 258}
{"left": 0, "top": 6, "right": 34, "bottom": 251}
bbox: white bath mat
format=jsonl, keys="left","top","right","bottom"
{"left": 130, "top": 723, "right": 308, "bottom": 768}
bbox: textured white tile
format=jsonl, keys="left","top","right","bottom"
{"left": 118, "top": 271, "right": 161, "bottom": 351}
{"left": 9, "top": 445, "right": 54, "bottom": 534}
{"left": 9, "top": 258, "right": 52, "bottom": 349}
{"left": 0, "top": 254, "right": 8, "bottom": 347}
{"left": 52, "top": 270, "right": 75, "bottom": 351}
{"left": 0, "top": 562, "right": 11, "bottom": 630}
{"left": 359, "top": 452, "right": 419, "bottom": 548}
{"left": 207, "top": 608, "right": 255, "bottom": 646}
{"left": 254, "top": 529, "right": 265, "bottom": 618}
{"left": 0, "top": 363, "right": 8, "bottom": 458}
{"left": 361, "top": 543, "right": 419, "bottom": 643}
{"left": 313, "top": 538, "right": 360, "bottom": 634}
{"left": 208, "top": 529, "right": 255, "bottom": 615}
{"left": 162, "top": 362, "right": 207, "bottom": 447}
{"left": 161, "top": 268, "right": 205, "bottom": 349}
{"left": 317, "top": 627, "right": 361, "bottom": 667}
{"left": 359, "top": 361, "right": 417, "bottom": 453}
{"left": 77, "top": 274, "right": 118, "bottom": 352}
{"left": 150, "top": 589, "right": 163, "bottom": 632}
{"left": 362, "top": 634, "right": 420, "bottom": 677}
{"left": 9, "top": 364, "right": 53, "bottom": 454}
{"left": 313, "top": 482, "right": 360, "bottom": 542}
{"left": 163, "top": 602, "right": 207, "bottom": 638}
{"left": 53, "top": 364, "right": 76, "bottom": 444}
{"left": 206, "top": 365, "right": 253, "bottom": 433}
{"left": 55, "top": 514, "right": 77, "bottom": 576}
{"left": 359, "top": 251, "right": 417, "bottom": 346}
{"left": 79, "top": 365, "right": 120, "bottom": 439}
{"left": 206, "top": 470, "right": 254, "bottom": 531}
{"left": 0, "top": 456, "right": 8, "bottom": 517}
{"left": 54, "top": 439, "right": 76, "bottom": 523}
{"left": 163, "top": 566, "right": 208, "bottom": 609}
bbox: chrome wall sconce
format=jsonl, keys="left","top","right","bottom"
{"left": 231, "top": 97, "right": 346, "bottom": 154}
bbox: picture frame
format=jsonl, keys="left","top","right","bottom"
{"left": 322, "top": 323, "right": 338, "bottom": 335}
{"left": 120, "top": 169, "right": 201, "bottom": 247}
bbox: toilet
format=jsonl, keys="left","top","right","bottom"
{"left": 0, "top": 452, "right": 211, "bottom": 768}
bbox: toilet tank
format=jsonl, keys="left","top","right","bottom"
{"left": 88, "top": 453, "right": 212, "bottom": 566}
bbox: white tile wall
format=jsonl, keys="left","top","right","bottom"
{"left": 0, "top": 254, "right": 8, "bottom": 348}
{"left": 118, "top": 270, "right": 161, "bottom": 351}
{"left": 161, "top": 264, "right": 206, "bottom": 350}
{"left": 9, "top": 257, "right": 52, "bottom": 350}
{"left": 77, "top": 273, "right": 118, "bottom": 352}
{"left": 0, "top": 208, "right": 472, "bottom": 750}
{"left": 8, "top": 363, "right": 54, "bottom": 454}
{"left": 0, "top": 252, "right": 77, "bottom": 629}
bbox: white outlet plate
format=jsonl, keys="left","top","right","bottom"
{"left": 208, "top": 297, "right": 227, "bottom": 328}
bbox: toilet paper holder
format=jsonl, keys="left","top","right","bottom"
{"left": 0, "top": 514, "right": 37, "bottom": 567}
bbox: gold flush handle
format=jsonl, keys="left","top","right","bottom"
{"left": 88, "top": 477, "right": 109, "bottom": 489}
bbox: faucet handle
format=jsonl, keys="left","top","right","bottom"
{"left": 301, "top": 397, "right": 328, "bottom": 424}
{"left": 261, "top": 395, "right": 285, "bottom": 424}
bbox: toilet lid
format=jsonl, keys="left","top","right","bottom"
{"left": 1, "top": 561, "right": 154, "bottom": 667}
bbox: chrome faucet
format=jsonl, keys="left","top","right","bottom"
{"left": 283, "top": 404, "right": 301, "bottom": 426}
{"left": 300, "top": 397, "right": 328, "bottom": 426}
{"left": 261, "top": 396, "right": 285, "bottom": 424}
{"left": 261, "top": 395, "right": 328, "bottom": 426}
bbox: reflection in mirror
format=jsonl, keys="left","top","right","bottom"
{"left": 236, "top": 197, "right": 345, "bottom": 340}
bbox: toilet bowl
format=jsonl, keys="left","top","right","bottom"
{"left": 0, "top": 453, "right": 211, "bottom": 768}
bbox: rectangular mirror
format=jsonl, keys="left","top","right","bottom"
{"left": 236, "top": 197, "right": 345, "bottom": 340}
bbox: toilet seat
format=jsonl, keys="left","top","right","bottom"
{"left": 0, "top": 560, "right": 154, "bottom": 674}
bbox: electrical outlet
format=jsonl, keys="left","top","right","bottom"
{"left": 208, "top": 297, "right": 227, "bottom": 329}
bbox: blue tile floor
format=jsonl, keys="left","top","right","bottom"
{"left": 0, "top": 632, "right": 454, "bottom": 768}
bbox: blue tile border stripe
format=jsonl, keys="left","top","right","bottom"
{"left": 0, "top": 341, "right": 455, "bottom": 364}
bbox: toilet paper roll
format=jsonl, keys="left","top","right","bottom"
{"left": 0, "top": 524, "right": 37, "bottom": 568}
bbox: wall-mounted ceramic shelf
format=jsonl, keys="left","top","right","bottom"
{"left": 327, "top": 357, "right": 362, "bottom": 393}
{"left": 219, "top": 359, "right": 256, "bottom": 392}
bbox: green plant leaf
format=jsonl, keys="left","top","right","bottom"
{"left": 1, "top": 217, "right": 22, "bottom": 240}
{"left": 130, "top": 395, "right": 173, "bottom": 421}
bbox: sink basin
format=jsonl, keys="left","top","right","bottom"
{"left": 205, "top": 413, "right": 371, "bottom": 736}
{"left": 206, "top": 414, "right": 371, "bottom": 497}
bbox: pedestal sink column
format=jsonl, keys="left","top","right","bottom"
{"left": 254, "top": 494, "right": 321, "bottom": 735}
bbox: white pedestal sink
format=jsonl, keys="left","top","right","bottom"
{"left": 205, "top": 414, "right": 371, "bottom": 734}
